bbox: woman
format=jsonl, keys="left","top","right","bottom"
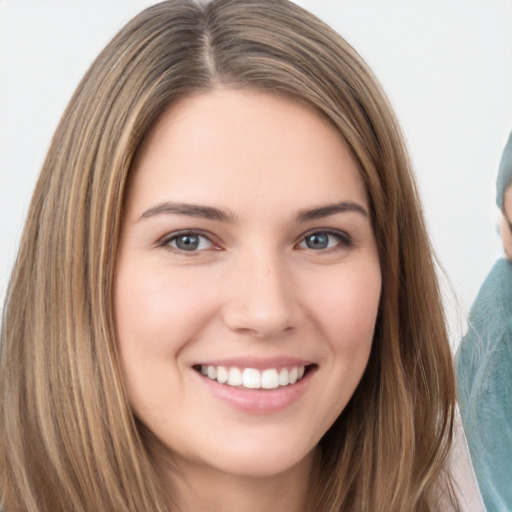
{"left": 0, "top": 0, "right": 476, "bottom": 510}
{"left": 456, "top": 132, "right": 512, "bottom": 512}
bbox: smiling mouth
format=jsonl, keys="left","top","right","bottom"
{"left": 193, "top": 364, "right": 315, "bottom": 390}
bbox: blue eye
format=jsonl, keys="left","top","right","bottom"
{"left": 305, "top": 233, "right": 330, "bottom": 249}
{"left": 163, "top": 232, "right": 215, "bottom": 252}
{"left": 298, "top": 231, "right": 350, "bottom": 251}
{"left": 174, "top": 234, "right": 201, "bottom": 251}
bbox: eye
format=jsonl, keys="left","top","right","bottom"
{"left": 160, "top": 231, "right": 217, "bottom": 253}
{"left": 297, "top": 230, "right": 351, "bottom": 251}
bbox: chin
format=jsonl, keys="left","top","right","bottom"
{"left": 226, "top": 453, "right": 310, "bottom": 478}
{"left": 177, "top": 439, "right": 317, "bottom": 481}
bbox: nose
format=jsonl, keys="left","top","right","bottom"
{"left": 222, "top": 251, "right": 300, "bottom": 338}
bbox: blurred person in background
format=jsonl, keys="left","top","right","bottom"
{"left": 457, "top": 131, "right": 512, "bottom": 512}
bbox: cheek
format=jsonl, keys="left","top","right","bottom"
{"left": 309, "top": 263, "right": 381, "bottom": 348}
{"left": 113, "top": 265, "right": 219, "bottom": 420}
{"left": 302, "top": 264, "right": 380, "bottom": 433}
{"left": 114, "top": 263, "right": 219, "bottom": 357}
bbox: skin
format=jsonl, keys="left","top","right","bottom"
{"left": 499, "top": 184, "right": 512, "bottom": 260}
{"left": 114, "top": 89, "right": 382, "bottom": 512}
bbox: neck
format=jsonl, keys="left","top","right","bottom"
{"left": 156, "top": 449, "right": 318, "bottom": 512}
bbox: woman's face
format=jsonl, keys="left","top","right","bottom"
{"left": 115, "top": 89, "right": 381, "bottom": 483}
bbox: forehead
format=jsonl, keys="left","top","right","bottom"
{"left": 127, "top": 89, "right": 367, "bottom": 217}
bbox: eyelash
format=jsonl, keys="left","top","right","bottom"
{"left": 157, "top": 228, "right": 353, "bottom": 255}
{"left": 297, "top": 229, "right": 353, "bottom": 252}
{"left": 157, "top": 230, "right": 221, "bottom": 255}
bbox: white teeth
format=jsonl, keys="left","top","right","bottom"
{"left": 216, "top": 366, "right": 228, "bottom": 384}
{"left": 242, "top": 368, "right": 261, "bottom": 389}
{"left": 261, "top": 369, "right": 279, "bottom": 389}
{"left": 200, "top": 364, "right": 307, "bottom": 389}
{"left": 227, "top": 367, "right": 243, "bottom": 386}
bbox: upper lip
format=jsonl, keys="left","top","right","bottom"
{"left": 192, "top": 357, "right": 314, "bottom": 370}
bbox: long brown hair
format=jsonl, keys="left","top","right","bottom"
{"left": 0, "top": 1, "right": 457, "bottom": 510}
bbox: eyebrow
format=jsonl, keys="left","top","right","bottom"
{"left": 138, "top": 200, "right": 369, "bottom": 223}
{"left": 139, "top": 202, "right": 233, "bottom": 222}
{"left": 296, "top": 201, "right": 369, "bottom": 222}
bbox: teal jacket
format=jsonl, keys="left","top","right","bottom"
{"left": 456, "top": 258, "right": 512, "bottom": 512}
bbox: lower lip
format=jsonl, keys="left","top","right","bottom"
{"left": 195, "top": 368, "right": 315, "bottom": 413}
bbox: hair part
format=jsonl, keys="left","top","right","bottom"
{"left": 1, "top": 1, "right": 457, "bottom": 510}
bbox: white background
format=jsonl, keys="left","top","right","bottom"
{"left": 1, "top": 0, "right": 511, "bottom": 346}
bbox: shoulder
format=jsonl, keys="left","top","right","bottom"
{"left": 456, "top": 259, "right": 512, "bottom": 414}
{"left": 458, "top": 259, "right": 512, "bottom": 356}
{"left": 470, "top": 258, "right": 512, "bottom": 317}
